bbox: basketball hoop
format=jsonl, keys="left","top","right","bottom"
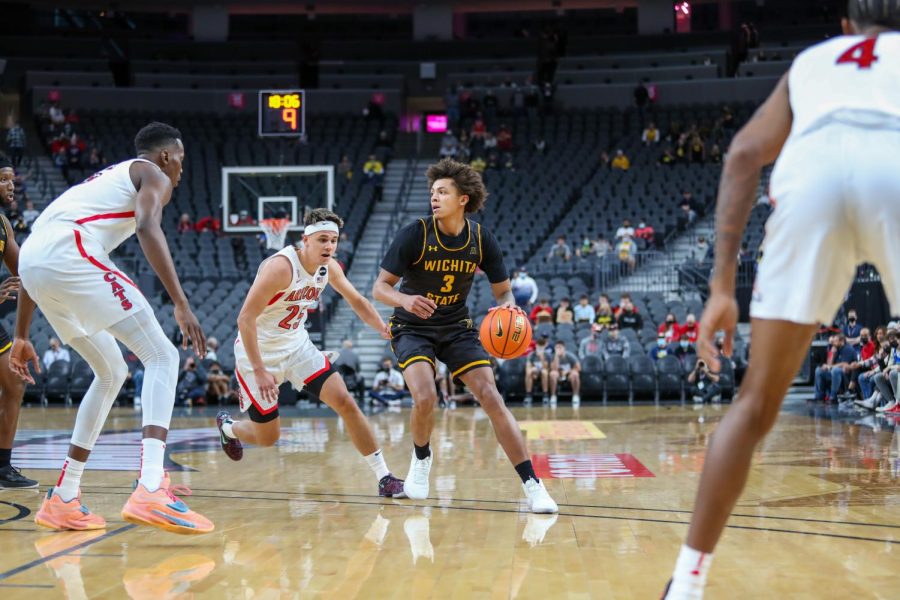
{"left": 260, "top": 218, "right": 290, "bottom": 250}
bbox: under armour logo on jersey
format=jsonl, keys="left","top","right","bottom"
{"left": 428, "top": 245, "right": 438, "bottom": 252}
{"left": 104, "top": 272, "right": 133, "bottom": 311}
{"left": 469, "top": 246, "right": 477, "bottom": 255}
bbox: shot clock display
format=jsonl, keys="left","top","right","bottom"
{"left": 258, "top": 90, "right": 306, "bottom": 137}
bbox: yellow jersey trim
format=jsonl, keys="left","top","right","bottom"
{"left": 476, "top": 222, "right": 483, "bottom": 264}
{"left": 452, "top": 359, "right": 492, "bottom": 378}
{"left": 432, "top": 216, "right": 471, "bottom": 252}
{"left": 399, "top": 355, "right": 435, "bottom": 369}
{"left": 0, "top": 341, "right": 10, "bottom": 355}
{"left": 412, "top": 219, "right": 428, "bottom": 266}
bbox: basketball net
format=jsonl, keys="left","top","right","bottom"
{"left": 260, "top": 218, "right": 290, "bottom": 250}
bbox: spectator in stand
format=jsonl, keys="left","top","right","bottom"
{"left": 677, "top": 200, "right": 697, "bottom": 231}
{"left": 525, "top": 336, "right": 551, "bottom": 403}
{"left": 534, "top": 137, "right": 547, "bottom": 154}
{"left": 177, "top": 213, "right": 194, "bottom": 234}
{"left": 687, "top": 359, "right": 721, "bottom": 404}
{"left": 67, "top": 133, "right": 85, "bottom": 171}
{"left": 470, "top": 114, "right": 487, "bottom": 140}
{"left": 549, "top": 341, "right": 581, "bottom": 405}
{"left": 814, "top": 333, "right": 856, "bottom": 402}
{"left": 649, "top": 333, "right": 670, "bottom": 362}
{"left": 42, "top": 337, "right": 71, "bottom": 370}
{"left": 573, "top": 295, "right": 596, "bottom": 324}
{"left": 176, "top": 356, "right": 208, "bottom": 407}
{"left": 593, "top": 234, "right": 611, "bottom": 257}
{"left": 689, "top": 134, "right": 706, "bottom": 164}
{"left": 511, "top": 268, "right": 539, "bottom": 308}
{"left": 842, "top": 309, "right": 863, "bottom": 348}
{"left": 709, "top": 144, "right": 722, "bottom": 164}
{"left": 439, "top": 131, "right": 459, "bottom": 159}
{"left": 659, "top": 146, "right": 677, "bottom": 166}
{"left": 854, "top": 338, "right": 890, "bottom": 410}
{"left": 370, "top": 358, "right": 407, "bottom": 406}
{"left": 5, "top": 122, "right": 25, "bottom": 168}
{"left": 642, "top": 122, "right": 660, "bottom": 145}
{"left": 470, "top": 156, "right": 486, "bottom": 173}
{"left": 616, "top": 295, "right": 643, "bottom": 331}
{"left": 205, "top": 337, "right": 219, "bottom": 361}
{"left": 695, "top": 236, "right": 712, "bottom": 260}
{"left": 594, "top": 294, "right": 614, "bottom": 329}
{"left": 846, "top": 327, "right": 875, "bottom": 400}
{"left": 483, "top": 132, "right": 498, "bottom": 152}
{"left": 658, "top": 313, "right": 680, "bottom": 343}
{"left": 87, "top": 147, "right": 104, "bottom": 171}
{"left": 555, "top": 298, "right": 574, "bottom": 325}
{"left": 337, "top": 155, "right": 353, "bottom": 181}
{"left": 49, "top": 102, "right": 65, "bottom": 128}
{"left": 678, "top": 313, "right": 699, "bottom": 343}
{"left": 53, "top": 147, "right": 69, "bottom": 182}
{"left": 205, "top": 361, "right": 231, "bottom": 405}
{"left": 363, "top": 154, "right": 385, "bottom": 202}
{"left": 530, "top": 297, "right": 554, "bottom": 325}
{"left": 669, "top": 334, "right": 697, "bottom": 366}
{"left": 616, "top": 235, "right": 637, "bottom": 272}
{"left": 599, "top": 151, "right": 610, "bottom": 169}
{"left": 547, "top": 235, "right": 572, "bottom": 263}
{"left": 601, "top": 324, "right": 630, "bottom": 361}
{"left": 195, "top": 215, "right": 221, "bottom": 233}
{"left": 615, "top": 219, "right": 635, "bottom": 242}
{"left": 496, "top": 125, "right": 513, "bottom": 152}
{"left": 576, "top": 235, "right": 595, "bottom": 258}
{"left": 22, "top": 200, "right": 40, "bottom": 228}
{"left": 635, "top": 219, "right": 655, "bottom": 245}
{"left": 611, "top": 149, "right": 631, "bottom": 171}
{"left": 874, "top": 325, "right": 887, "bottom": 347}
{"left": 578, "top": 324, "right": 603, "bottom": 360}
{"left": 456, "top": 130, "right": 471, "bottom": 162}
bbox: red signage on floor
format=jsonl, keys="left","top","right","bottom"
{"left": 532, "top": 454, "right": 655, "bottom": 479}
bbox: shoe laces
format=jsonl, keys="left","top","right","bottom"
{"left": 163, "top": 482, "right": 193, "bottom": 503}
{"left": 413, "top": 459, "right": 429, "bottom": 484}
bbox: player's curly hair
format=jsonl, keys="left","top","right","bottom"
{"left": 848, "top": 0, "right": 900, "bottom": 29}
{"left": 134, "top": 122, "right": 182, "bottom": 155}
{"left": 426, "top": 158, "right": 489, "bottom": 213}
{"left": 304, "top": 207, "right": 344, "bottom": 229}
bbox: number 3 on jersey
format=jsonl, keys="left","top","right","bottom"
{"left": 278, "top": 305, "right": 305, "bottom": 330}
{"left": 836, "top": 38, "right": 878, "bottom": 69}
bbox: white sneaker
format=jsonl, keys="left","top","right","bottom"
{"left": 855, "top": 397, "right": 876, "bottom": 411}
{"left": 549, "top": 395, "right": 558, "bottom": 405}
{"left": 522, "top": 478, "right": 558, "bottom": 514}
{"left": 403, "top": 452, "right": 432, "bottom": 500}
{"left": 877, "top": 400, "right": 897, "bottom": 413}
{"left": 571, "top": 394, "right": 581, "bottom": 406}
{"left": 522, "top": 513, "right": 558, "bottom": 547}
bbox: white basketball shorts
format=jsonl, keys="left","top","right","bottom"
{"left": 751, "top": 123, "right": 900, "bottom": 325}
{"left": 19, "top": 223, "right": 151, "bottom": 343}
{"left": 233, "top": 335, "right": 332, "bottom": 417}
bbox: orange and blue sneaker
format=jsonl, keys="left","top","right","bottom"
{"left": 121, "top": 474, "right": 214, "bottom": 535}
{"left": 216, "top": 411, "right": 243, "bottom": 461}
{"left": 34, "top": 487, "right": 107, "bottom": 531}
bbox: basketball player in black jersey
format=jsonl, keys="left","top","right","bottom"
{"left": 373, "top": 158, "right": 557, "bottom": 512}
{"left": 0, "top": 156, "right": 37, "bottom": 488}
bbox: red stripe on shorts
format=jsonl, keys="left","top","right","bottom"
{"left": 75, "top": 211, "right": 136, "bottom": 225}
{"left": 235, "top": 368, "right": 277, "bottom": 415}
{"left": 303, "top": 356, "right": 332, "bottom": 385}
{"left": 73, "top": 229, "right": 138, "bottom": 289}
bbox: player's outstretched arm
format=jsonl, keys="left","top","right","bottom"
{"left": 701, "top": 73, "right": 792, "bottom": 370}
{"left": 237, "top": 256, "right": 292, "bottom": 405}
{"left": 132, "top": 162, "right": 206, "bottom": 356}
{"left": 372, "top": 268, "right": 436, "bottom": 320}
{"left": 328, "top": 259, "right": 388, "bottom": 337}
{"left": 490, "top": 280, "right": 517, "bottom": 310}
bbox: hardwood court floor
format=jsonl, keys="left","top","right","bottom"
{"left": 0, "top": 397, "right": 898, "bottom": 599}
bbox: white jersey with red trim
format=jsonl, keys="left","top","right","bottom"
{"left": 31, "top": 158, "right": 155, "bottom": 254}
{"left": 240, "top": 246, "right": 329, "bottom": 354}
{"left": 787, "top": 33, "right": 900, "bottom": 140}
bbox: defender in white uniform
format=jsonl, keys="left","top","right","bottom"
{"left": 665, "top": 4, "right": 900, "bottom": 599}
{"left": 216, "top": 208, "right": 406, "bottom": 498}
{"left": 11, "top": 122, "right": 213, "bottom": 535}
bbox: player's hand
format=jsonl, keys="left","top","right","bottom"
{"left": 494, "top": 301, "right": 526, "bottom": 317}
{"left": 697, "top": 292, "right": 738, "bottom": 372}
{"left": 174, "top": 303, "right": 207, "bottom": 357}
{"left": 380, "top": 323, "right": 391, "bottom": 340}
{"left": 254, "top": 367, "right": 279, "bottom": 405}
{"left": 9, "top": 337, "right": 40, "bottom": 385}
{"left": 0, "top": 276, "right": 20, "bottom": 303}
{"left": 402, "top": 295, "right": 437, "bottom": 320}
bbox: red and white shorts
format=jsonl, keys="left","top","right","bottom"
{"left": 19, "top": 224, "right": 150, "bottom": 343}
{"left": 233, "top": 335, "right": 331, "bottom": 417}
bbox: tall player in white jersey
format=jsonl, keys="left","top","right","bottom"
{"left": 10, "top": 122, "right": 213, "bottom": 534}
{"left": 664, "top": 3, "right": 900, "bottom": 598}
{"left": 215, "top": 208, "right": 406, "bottom": 497}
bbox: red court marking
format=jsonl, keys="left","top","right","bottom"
{"left": 532, "top": 454, "right": 655, "bottom": 479}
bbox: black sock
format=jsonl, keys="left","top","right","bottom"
{"left": 414, "top": 442, "right": 431, "bottom": 460}
{"left": 0, "top": 448, "right": 11, "bottom": 469}
{"left": 515, "top": 460, "right": 538, "bottom": 484}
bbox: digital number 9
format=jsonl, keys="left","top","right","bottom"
{"left": 282, "top": 108, "right": 298, "bottom": 130}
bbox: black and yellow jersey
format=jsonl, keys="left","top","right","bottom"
{"left": 381, "top": 216, "right": 507, "bottom": 325}
{"left": 0, "top": 214, "right": 10, "bottom": 265}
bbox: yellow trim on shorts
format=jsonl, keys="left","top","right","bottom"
{"left": 412, "top": 219, "right": 428, "bottom": 266}
{"left": 0, "top": 341, "right": 11, "bottom": 355}
{"left": 399, "top": 355, "right": 435, "bottom": 369}
{"left": 452, "top": 359, "right": 491, "bottom": 378}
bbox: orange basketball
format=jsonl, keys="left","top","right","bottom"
{"left": 479, "top": 307, "right": 533, "bottom": 359}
